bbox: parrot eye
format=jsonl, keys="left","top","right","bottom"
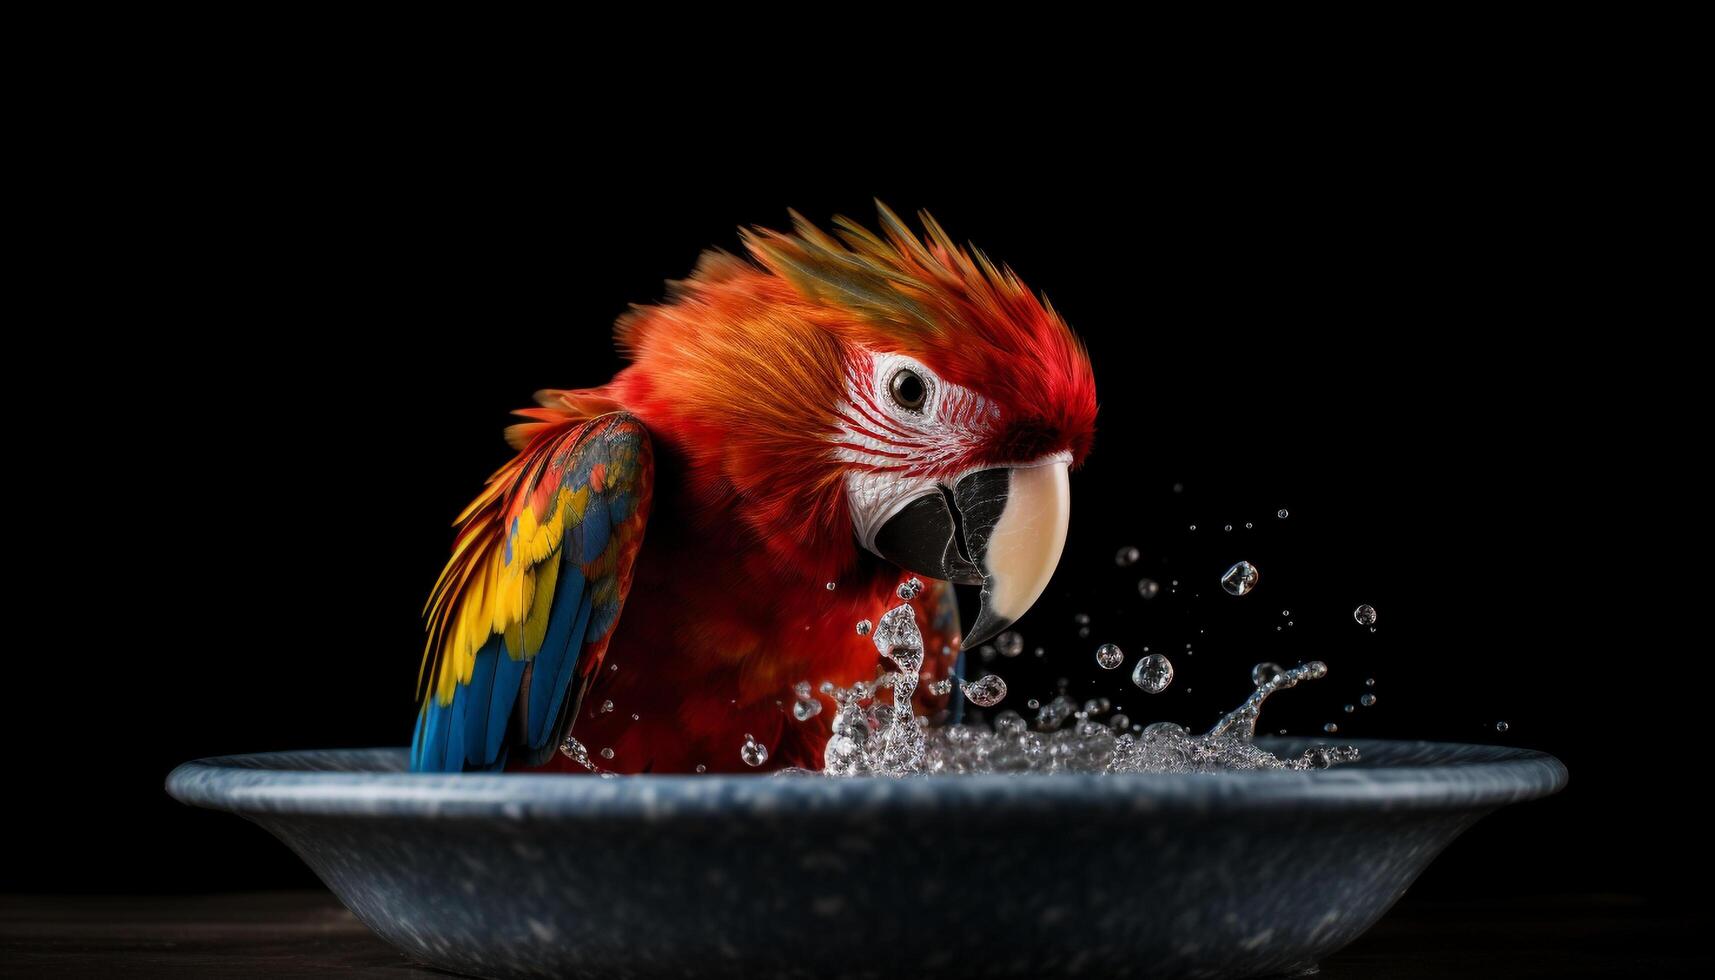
{"left": 889, "top": 369, "right": 927, "bottom": 411}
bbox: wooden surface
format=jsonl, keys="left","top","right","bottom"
{"left": 0, "top": 891, "right": 1704, "bottom": 978}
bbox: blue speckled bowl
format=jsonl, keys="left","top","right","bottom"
{"left": 167, "top": 739, "right": 1565, "bottom": 979}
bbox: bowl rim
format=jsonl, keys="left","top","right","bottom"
{"left": 166, "top": 740, "right": 1567, "bottom": 821}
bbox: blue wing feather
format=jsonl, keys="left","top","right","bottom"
{"left": 485, "top": 652, "right": 527, "bottom": 764}
{"left": 418, "top": 693, "right": 452, "bottom": 772}
{"left": 526, "top": 564, "right": 588, "bottom": 746}
{"left": 409, "top": 702, "right": 428, "bottom": 770}
{"left": 536, "top": 591, "right": 594, "bottom": 750}
{"left": 446, "top": 682, "right": 471, "bottom": 771}
{"left": 462, "top": 640, "right": 502, "bottom": 766}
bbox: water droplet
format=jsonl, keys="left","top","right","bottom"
{"left": 1251, "top": 662, "right": 1284, "bottom": 686}
{"left": 1224, "top": 524, "right": 1233, "bottom": 532}
{"left": 1027, "top": 698, "right": 1041, "bottom": 710}
{"left": 1354, "top": 604, "right": 1378, "bottom": 627}
{"left": 600, "top": 747, "right": 615, "bottom": 760}
{"left": 631, "top": 713, "right": 640, "bottom": 721}
{"left": 1132, "top": 654, "right": 1175, "bottom": 693}
{"left": 1360, "top": 693, "right": 1377, "bottom": 707}
{"left": 1221, "top": 561, "right": 1260, "bottom": 596}
{"left": 1077, "top": 626, "right": 1091, "bottom": 638}
{"left": 558, "top": 735, "right": 594, "bottom": 769}
{"left": 694, "top": 763, "right": 707, "bottom": 773}
{"left": 1323, "top": 722, "right": 1339, "bottom": 734}
{"left": 855, "top": 619, "right": 872, "bottom": 636}
{"left": 1189, "top": 525, "right": 1198, "bottom": 531}
{"left": 1343, "top": 704, "right": 1356, "bottom": 713}
{"left": 1282, "top": 609, "right": 1291, "bottom": 617}
{"left": 1110, "top": 713, "right": 1131, "bottom": 732}
{"left": 1074, "top": 613, "right": 1091, "bottom": 625}
{"left": 928, "top": 678, "right": 954, "bottom": 696}
{"left": 1277, "top": 509, "right": 1289, "bottom": 519}
{"left": 1115, "top": 546, "right": 1140, "bottom": 567}
{"left": 1137, "top": 578, "right": 1160, "bottom": 599}
{"left": 978, "top": 645, "right": 996, "bottom": 661}
{"left": 1245, "top": 522, "right": 1254, "bottom": 529}
{"left": 794, "top": 681, "right": 812, "bottom": 699}
{"left": 741, "top": 734, "right": 768, "bottom": 767}
{"left": 1172, "top": 482, "right": 1184, "bottom": 493}
{"left": 1096, "top": 643, "right": 1124, "bottom": 669}
{"left": 825, "top": 581, "right": 836, "bottom": 591}
{"left": 792, "top": 698, "right": 823, "bottom": 721}
{"left": 1143, "top": 721, "right": 1186, "bottom": 737}
{"left": 961, "top": 674, "right": 1008, "bottom": 707}
{"left": 897, "top": 578, "right": 923, "bottom": 600}
{"left": 1365, "top": 677, "right": 1376, "bottom": 687}
{"left": 996, "top": 631, "right": 1025, "bottom": 657}
{"left": 609, "top": 663, "right": 619, "bottom": 672}
{"left": 1496, "top": 721, "right": 1510, "bottom": 733}
{"left": 1082, "top": 697, "right": 1111, "bottom": 715}
{"left": 600, "top": 699, "right": 614, "bottom": 714}
{"left": 1035, "top": 695, "right": 1076, "bottom": 730}
{"left": 1034, "top": 647, "right": 1046, "bottom": 658}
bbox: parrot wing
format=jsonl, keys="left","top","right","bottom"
{"left": 411, "top": 412, "right": 652, "bottom": 772}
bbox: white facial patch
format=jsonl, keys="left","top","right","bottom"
{"left": 833, "top": 350, "right": 999, "bottom": 551}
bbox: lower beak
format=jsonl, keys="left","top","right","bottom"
{"left": 871, "top": 457, "right": 1071, "bottom": 648}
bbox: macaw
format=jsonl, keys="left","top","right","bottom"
{"left": 411, "top": 204, "right": 1097, "bottom": 774}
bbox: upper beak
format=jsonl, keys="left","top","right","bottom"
{"left": 871, "top": 457, "right": 1071, "bottom": 648}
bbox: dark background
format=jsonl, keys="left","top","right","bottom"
{"left": 6, "top": 87, "right": 1695, "bottom": 931}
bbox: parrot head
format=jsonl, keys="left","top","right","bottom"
{"left": 603, "top": 203, "right": 1097, "bottom": 648}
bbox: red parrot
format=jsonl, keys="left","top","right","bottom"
{"left": 411, "top": 204, "right": 1097, "bottom": 774}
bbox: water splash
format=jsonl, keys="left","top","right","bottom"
{"left": 807, "top": 653, "right": 1356, "bottom": 776}
{"left": 787, "top": 603, "right": 1356, "bottom": 777}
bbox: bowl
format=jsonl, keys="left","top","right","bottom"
{"left": 167, "top": 739, "right": 1565, "bottom": 979}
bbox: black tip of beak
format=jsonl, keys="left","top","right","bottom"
{"left": 960, "top": 605, "right": 1013, "bottom": 650}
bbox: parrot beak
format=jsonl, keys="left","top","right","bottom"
{"left": 872, "top": 455, "right": 1071, "bottom": 649}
